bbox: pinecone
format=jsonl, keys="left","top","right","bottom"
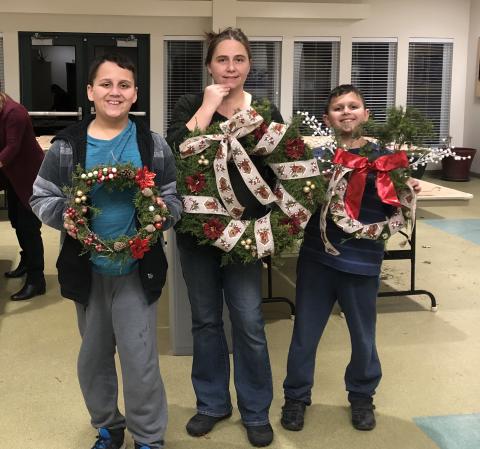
{"left": 119, "top": 168, "right": 136, "bottom": 179}
{"left": 113, "top": 241, "right": 128, "bottom": 252}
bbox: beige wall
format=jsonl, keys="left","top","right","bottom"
{"left": 0, "top": 0, "right": 475, "bottom": 168}
{"left": 463, "top": 0, "right": 480, "bottom": 173}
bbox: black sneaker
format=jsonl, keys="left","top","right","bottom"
{"left": 186, "top": 412, "right": 232, "bottom": 436}
{"left": 91, "top": 428, "right": 126, "bottom": 449}
{"left": 244, "top": 423, "right": 274, "bottom": 447}
{"left": 281, "top": 398, "right": 307, "bottom": 431}
{"left": 351, "top": 402, "right": 376, "bottom": 431}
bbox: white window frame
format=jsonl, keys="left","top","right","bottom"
{"left": 351, "top": 37, "right": 397, "bottom": 123}
{"left": 292, "top": 37, "right": 340, "bottom": 127}
{"left": 246, "top": 36, "right": 282, "bottom": 109}
{"left": 407, "top": 38, "right": 453, "bottom": 146}
{"left": 163, "top": 36, "right": 207, "bottom": 134}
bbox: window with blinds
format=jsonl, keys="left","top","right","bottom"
{"left": 163, "top": 38, "right": 281, "bottom": 133}
{"left": 293, "top": 40, "right": 340, "bottom": 132}
{"left": 163, "top": 39, "right": 206, "bottom": 133}
{"left": 245, "top": 39, "right": 282, "bottom": 108}
{"left": 407, "top": 41, "right": 453, "bottom": 146}
{"left": 0, "top": 35, "right": 5, "bottom": 92}
{"left": 351, "top": 40, "right": 397, "bottom": 123}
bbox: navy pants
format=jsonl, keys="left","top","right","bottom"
{"left": 283, "top": 256, "right": 382, "bottom": 405}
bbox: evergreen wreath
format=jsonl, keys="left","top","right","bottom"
{"left": 176, "top": 99, "right": 326, "bottom": 265}
{"left": 64, "top": 163, "right": 170, "bottom": 262}
{"left": 321, "top": 146, "right": 416, "bottom": 255}
{"left": 299, "top": 112, "right": 417, "bottom": 251}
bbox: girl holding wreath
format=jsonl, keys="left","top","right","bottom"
{"left": 30, "top": 54, "right": 182, "bottom": 449}
{"left": 280, "top": 85, "right": 421, "bottom": 433}
{"left": 166, "top": 27, "right": 281, "bottom": 448}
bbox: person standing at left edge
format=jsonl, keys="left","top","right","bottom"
{"left": 0, "top": 90, "right": 46, "bottom": 300}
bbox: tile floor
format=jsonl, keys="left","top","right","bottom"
{"left": 0, "top": 173, "right": 479, "bottom": 449}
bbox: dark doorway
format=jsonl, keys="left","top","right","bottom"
{"left": 19, "top": 32, "right": 150, "bottom": 136}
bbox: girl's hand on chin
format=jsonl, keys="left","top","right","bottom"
{"left": 203, "top": 84, "right": 231, "bottom": 110}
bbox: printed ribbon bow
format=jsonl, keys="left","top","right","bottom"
{"left": 332, "top": 148, "right": 409, "bottom": 219}
{"left": 179, "top": 107, "right": 287, "bottom": 219}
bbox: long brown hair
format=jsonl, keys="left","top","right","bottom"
{"left": 204, "top": 27, "right": 252, "bottom": 66}
{"left": 0, "top": 92, "right": 7, "bottom": 112}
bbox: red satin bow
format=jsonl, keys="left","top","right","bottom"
{"left": 332, "top": 148, "right": 409, "bottom": 219}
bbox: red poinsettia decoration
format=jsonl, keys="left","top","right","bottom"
{"left": 203, "top": 218, "right": 225, "bottom": 240}
{"left": 129, "top": 236, "right": 151, "bottom": 259}
{"left": 280, "top": 214, "right": 302, "bottom": 235}
{"left": 285, "top": 137, "right": 305, "bottom": 160}
{"left": 185, "top": 173, "right": 206, "bottom": 193}
{"left": 135, "top": 166, "right": 156, "bottom": 190}
{"left": 254, "top": 122, "right": 269, "bottom": 141}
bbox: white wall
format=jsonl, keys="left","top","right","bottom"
{"left": 463, "top": 0, "right": 480, "bottom": 173}
{"left": 0, "top": 0, "right": 474, "bottom": 147}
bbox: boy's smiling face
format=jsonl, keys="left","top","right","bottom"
{"left": 323, "top": 91, "right": 369, "bottom": 137}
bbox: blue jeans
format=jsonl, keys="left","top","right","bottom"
{"left": 178, "top": 235, "right": 272, "bottom": 426}
{"left": 283, "top": 255, "right": 382, "bottom": 405}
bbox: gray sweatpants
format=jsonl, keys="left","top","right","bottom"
{"left": 75, "top": 269, "right": 167, "bottom": 448}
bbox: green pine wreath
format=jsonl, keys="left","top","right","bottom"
{"left": 64, "top": 163, "right": 170, "bottom": 263}
{"left": 175, "top": 99, "right": 326, "bottom": 265}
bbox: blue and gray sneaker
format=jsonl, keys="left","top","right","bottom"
{"left": 91, "top": 428, "right": 126, "bottom": 449}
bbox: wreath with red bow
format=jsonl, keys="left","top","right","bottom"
{"left": 175, "top": 100, "right": 326, "bottom": 265}
{"left": 64, "top": 163, "right": 170, "bottom": 262}
{"left": 319, "top": 144, "right": 416, "bottom": 255}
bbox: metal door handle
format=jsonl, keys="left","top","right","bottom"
{"left": 90, "top": 107, "right": 146, "bottom": 117}
{"left": 29, "top": 107, "right": 83, "bottom": 120}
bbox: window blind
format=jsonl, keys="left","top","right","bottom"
{"left": 163, "top": 39, "right": 206, "bottom": 133}
{"left": 293, "top": 40, "right": 340, "bottom": 132}
{"left": 407, "top": 41, "right": 453, "bottom": 146}
{"left": 245, "top": 40, "right": 282, "bottom": 108}
{"left": 351, "top": 40, "right": 397, "bottom": 123}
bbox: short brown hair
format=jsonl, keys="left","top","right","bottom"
{"left": 324, "top": 84, "right": 367, "bottom": 114}
{"left": 204, "top": 27, "right": 252, "bottom": 65}
{"left": 87, "top": 53, "right": 137, "bottom": 86}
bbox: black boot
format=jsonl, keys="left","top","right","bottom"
{"left": 5, "top": 253, "right": 27, "bottom": 278}
{"left": 10, "top": 279, "right": 46, "bottom": 301}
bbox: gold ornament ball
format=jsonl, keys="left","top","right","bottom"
{"left": 303, "top": 186, "right": 311, "bottom": 193}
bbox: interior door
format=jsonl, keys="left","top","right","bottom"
{"left": 19, "top": 32, "right": 150, "bottom": 136}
